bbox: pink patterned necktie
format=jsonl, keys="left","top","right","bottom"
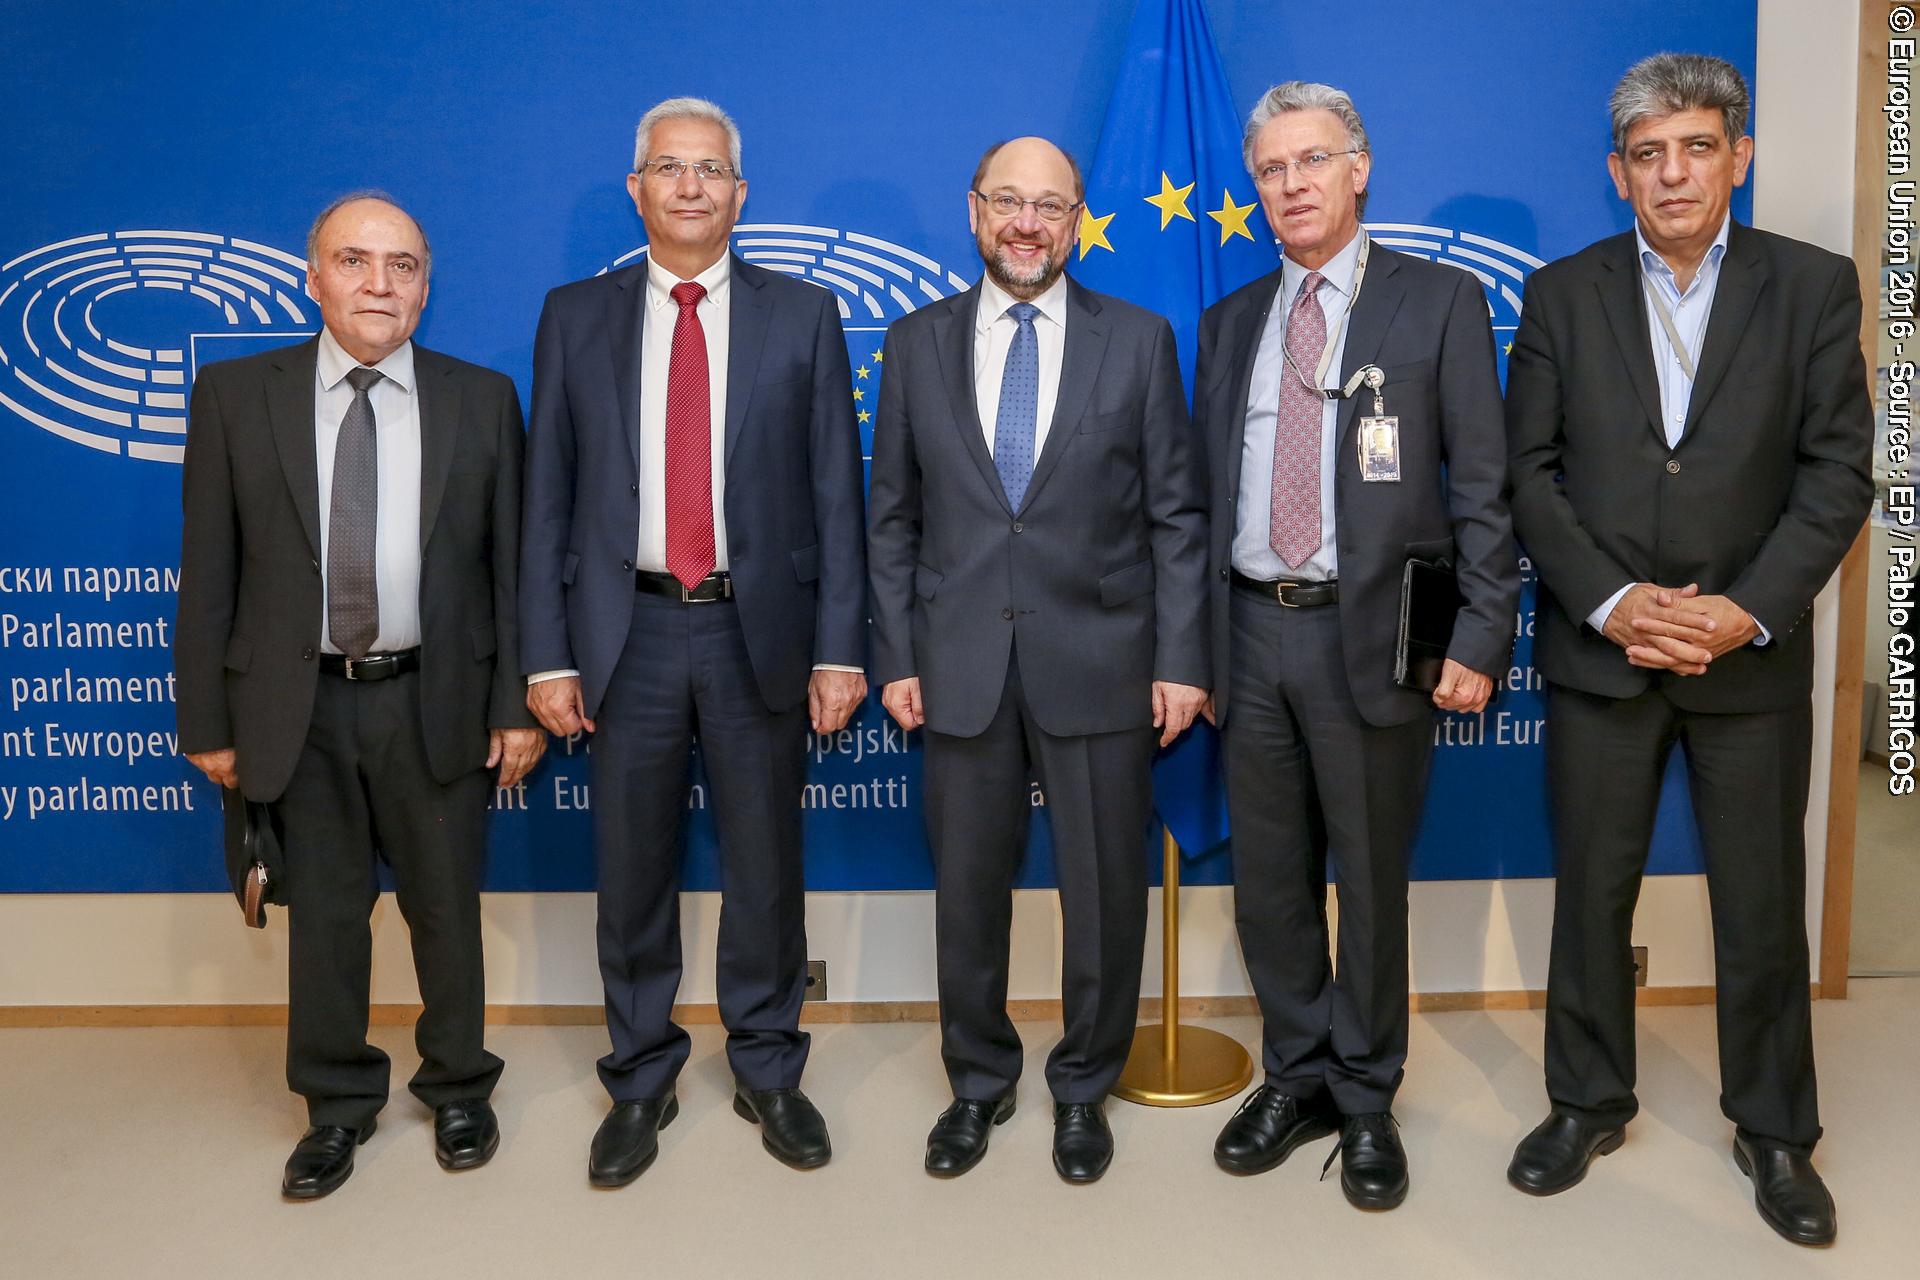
{"left": 1269, "top": 270, "right": 1326, "bottom": 568}
{"left": 664, "top": 280, "right": 715, "bottom": 590}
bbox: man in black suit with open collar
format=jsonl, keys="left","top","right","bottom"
{"left": 1504, "top": 54, "right": 1871, "bottom": 1248}
{"left": 176, "top": 193, "right": 543, "bottom": 1199}
{"left": 868, "top": 136, "right": 1209, "bottom": 1184}
{"left": 1196, "top": 82, "right": 1518, "bottom": 1211}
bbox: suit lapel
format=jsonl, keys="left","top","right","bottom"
{"left": 265, "top": 338, "right": 322, "bottom": 558}
{"left": 1221, "top": 271, "right": 1282, "bottom": 501}
{"left": 1595, "top": 237, "right": 1666, "bottom": 444}
{"left": 414, "top": 347, "right": 459, "bottom": 551}
{"left": 724, "top": 255, "right": 772, "bottom": 470}
{"left": 1335, "top": 247, "right": 1408, "bottom": 455}
{"left": 1020, "top": 279, "right": 1110, "bottom": 511}
{"left": 1682, "top": 226, "right": 1766, "bottom": 440}
{"left": 931, "top": 286, "right": 1009, "bottom": 513}
{"left": 605, "top": 262, "right": 646, "bottom": 476}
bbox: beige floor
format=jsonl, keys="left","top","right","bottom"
{"left": 1852, "top": 761, "right": 1919, "bottom": 975}
{"left": 3, "top": 983, "right": 1916, "bottom": 1279}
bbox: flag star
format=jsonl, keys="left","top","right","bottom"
{"left": 1077, "top": 206, "right": 1115, "bottom": 260}
{"left": 857, "top": 409, "right": 871, "bottom": 424}
{"left": 1144, "top": 171, "right": 1196, "bottom": 230}
{"left": 856, "top": 365, "right": 870, "bottom": 379}
{"left": 1206, "top": 190, "right": 1258, "bottom": 245}
{"left": 872, "top": 349, "right": 884, "bottom": 363}
{"left": 852, "top": 388, "right": 865, "bottom": 401}
{"left": 1504, "top": 340, "right": 1515, "bottom": 355}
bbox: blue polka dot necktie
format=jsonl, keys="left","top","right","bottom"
{"left": 994, "top": 302, "right": 1040, "bottom": 511}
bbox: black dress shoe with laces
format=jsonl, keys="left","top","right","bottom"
{"left": 1324, "top": 1111, "right": 1408, "bottom": 1210}
{"left": 282, "top": 1119, "right": 376, "bottom": 1200}
{"left": 1507, "top": 1111, "right": 1624, "bottom": 1195}
{"left": 1214, "top": 1085, "right": 1339, "bottom": 1175}
{"left": 433, "top": 1099, "right": 500, "bottom": 1171}
{"left": 1052, "top": 1102, "right": 1114, "bottom": 1184}
{"left": 588, "top": 1095, "right": 678, "bottom": 1188}
{"left": 925, "top": 1095, "right": 1016, "bottom": 1177}
{"left": 1733, "top": 1133, "right": 1836, "bottom": 1246}
{"left": 734, "top": 1087, "right": 832, "bottom": 1169}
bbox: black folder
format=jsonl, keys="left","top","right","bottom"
{"left": 1394, "top": 558, "right": 1463, "bottom": 692}
{"left": 222, "top": 790, "right": 286, "bottom": 928}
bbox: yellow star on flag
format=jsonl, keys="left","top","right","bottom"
{"left": 1504, "top": 340, "right": 1515, "bottom": 355}
{"left": 856, "top": 365, "right": 870, "bottom": 379}
{"left": 1077, "top": 206, "right": 1115, "bottom": 260}
{"left": 1144, "top": 172, "right": 1196, "bottom": 230}
{"left": 857, "top": 409, "right": 871, "bottom": 424}
{"left": 872, "top": 349, "right": 884, "bottom": 362}
{"left": 852, "top": 388, "right": 865, "bottom": 401}
{"left": 1206, "top": 190, "right": 1257, "bottom": 245}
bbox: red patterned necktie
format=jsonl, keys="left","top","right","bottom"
{"left": 1269, "top": 270, "right": 1326, "bottom": 568}
{"left": 664, "top": 280, "right": 715, "bottom": 590}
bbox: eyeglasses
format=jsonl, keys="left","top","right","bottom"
{"left": 1253, "top": 149, "right": 1362, "bottom": 186}
{"left": 637, "top": 157, "right": 739, "bottom": 183}
{"left": 971, "top": 191, "right": 1081, "bottom": 223}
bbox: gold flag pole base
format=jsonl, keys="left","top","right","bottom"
{"left": 1111, "top": 828, "right": 1253, "bottom": 1107}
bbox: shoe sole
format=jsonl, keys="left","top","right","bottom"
{"left": 1506, "top": 1128, "right": 1625, "bottom": 1197}
{"left": 282, "top": 1119, "right": 377, "bottom": 1201}
{"left": 436, "top": 1126, "right": 500, "bottom": 1172}
{"left": 1732, "top": 1140, "right": 1836, "bottom": 1247}
{"left": 1214, "top": 1118, "right": 1339, "bottom": 1176}
{"left": 588, "top": 1097, "right": 678, "bottom": 1189}
{"left": 1342, "top": 1174, "right": 1410, "bottom": 1211}
{"left": 925, "top": 1100, "right": 1016, "bottom": 1179}
{"left": 734, "top": 1093, "right": 831, "bottom": 1170}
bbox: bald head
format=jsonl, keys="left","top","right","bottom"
{"left": 305, "top": 193, "right": 432, "bottom": 366}
{"left": 967, "top": 136, "right": 1084, "bottom": 302}
{"left": 970, "top": 136, "right": 1083, "bottom": 203}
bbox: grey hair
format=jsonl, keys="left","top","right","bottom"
{"left": 305, "top": 190, "right": 431, "bottom": 278}
{"left": 1243, "top": 81, "right": 1371, "bottom": 217}
{"left": 1609, "top": 53, "right": 1750, "bottom": 155}
{"left": 633, "top": 96, "right": 743, "bottom": 176}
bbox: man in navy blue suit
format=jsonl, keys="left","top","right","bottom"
{"left": 520, "top": 97, "right": 866, "bottom": 1186}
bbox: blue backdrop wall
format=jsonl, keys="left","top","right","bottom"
{"left": 0, "top": 0, "right": 1755, "bottom": 892}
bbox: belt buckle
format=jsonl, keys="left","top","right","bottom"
{"left": 341, "top": 656, "right": 365, "bottom": 680}
{"left": 678, "top": 580, "right": 699, "bottom": 603}
{"left": 1276, "top": 581, "right": 1300, "bottom": 608}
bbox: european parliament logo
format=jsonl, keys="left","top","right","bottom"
{"left": 1365, "top": 221, "right": 1545, "bottom": 341}
{"left": 606, "top": 223, "right": 970, "bottom": 455}
{"left": 0, "top": 231, "right": 318, "bottom": 463}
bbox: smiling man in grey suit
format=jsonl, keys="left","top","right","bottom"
{"left": 868, "top": 136, "right": 1209, "bottom": 1184}
{"left": 1195, "top": 83, "right": 1518, "bottom": 1211}
{"left": 176, "top": 194, "right": 543, "bottom": 1199}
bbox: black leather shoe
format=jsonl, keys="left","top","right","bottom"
{"left": 588, "top": 1096, "right": 678, "bottom": 1188}
{"left": 282, "top": 1119, "right": 376, "bottom": 1200}
{"left": 925, "top": 1095, "right": 1016, "bottom": 1177}
{"left": 1733, "top": 1133, "right": 1836, "bottom": 1246}
{"left": 734, "top": 1087, "right": 831, "bottom": 1169}
{"left": 1214, "top": 1085, "right": 1339, "bottom": 1175}
{"left": 1052, "top": 1102, "right": 1113, "bottom": 1184}
{"left": 1507, "top": 1111, "right": 1625, "bottom": 1195}
{"left": 433, "top": 1099, "right": 499, "bottom": 1171}
{"left": 1324, "top": 1111, "right": 1408, "bottom": 1210}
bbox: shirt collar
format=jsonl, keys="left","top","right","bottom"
{"left": 317, "top": 325, "right": 415, "bottom": 394}
{"left": 976, "top": 271, "right": 1069, "bottom": 336}
{"left": 647, "top": 252, "right": 732, "bottom": 310}
{"left": 1281, "top": 227, "right": 1363, "bottom": 304}
{"left": 1635, "top": 214, "right": 1731, "bottom": 286}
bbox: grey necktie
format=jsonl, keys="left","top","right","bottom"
{"left": 327, "top": 366, "right": 383, "bottom": 658}
{"left": 994, "top": 301, "right": 1041, "bottom": 510}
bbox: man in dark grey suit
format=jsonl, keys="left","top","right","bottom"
{"left": 176, "top": 194, "right": 543, "bottom": 1199}
{"left": 1196, "top": 83, "right": 1517, "bottom": 1210}
{"left": 868, "top": 136, "right": 1209, "bottom": 1184}
{"left": 520, "top": 98, "right": 866, "bottom": 1185}
{"left": 1504, "top": 55, "right": 1870, "bottom": 1247}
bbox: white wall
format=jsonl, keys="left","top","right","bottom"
{"left": 0, "top": 0, "right": 1859, "bottom": 1010}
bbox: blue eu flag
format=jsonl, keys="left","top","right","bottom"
{"left": 1074, "top": 0, "right": 1273, "bottom": 867}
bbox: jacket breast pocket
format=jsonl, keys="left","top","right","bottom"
{"left": 1078, "top": 407, "right": 1134, "bottom": 434}
{"left": 1098, "top": 559, "right": 1154, "bottom": 607}
{"left": 1375, "top": 358, "right": 1434, "bottom": 388}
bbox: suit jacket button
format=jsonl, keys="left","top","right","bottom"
{"left": 1219, "top": 568, "right": 1229, "bottom": 579}
{"left": 309, "top": 558, "right": 319, "bottom": 574}
{"left": 622, "top": 559, "right": 634, "bottom": 571}
{"left": 1001, "top": 608, "right": 1014, "bottom": 621}
{"left": 1011, "top": 521, "right": 1024, "bottom": 533}
{"left": 301, "top": 647, "right": 314, "bottom": 661}
{"left": 1665, "top": 459, "right": 1680, "bottom": 474}
{"left": 630, "top": 484, "right": 639, "bottom": 495}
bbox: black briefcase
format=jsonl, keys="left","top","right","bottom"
{"left": 1394, "top": 557, "right": 1463, "bottom": 692}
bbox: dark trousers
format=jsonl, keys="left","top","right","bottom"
{"left": 923, "top": 651, "right": 1155, "bottom": 1104}
{"left": 1223, "top": 590, "right": 1433, "bottom": 1115}
{"left": 591, "top": 592, "right": 810, "bottom": 1102}
{"left": 1543, "top": 683, "right": 1821, "bottom": 1152}
{"left": 278, "top": 670, "right": 501, "bottom": 1130}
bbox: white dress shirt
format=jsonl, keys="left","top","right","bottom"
{"left": 315, "top": 326, "right": 421, "bottom": 654}
{"left": 973, "top": 273, "right": 1068, "bottom": 457}
{"left": 1232, "top": 230, "right": 1363, "bottom": 583}
{"left": 638, "top": 252, "right": 731, "bottom": 572}
{"left": 1586, "top": 216, "right": 1766, "bottom": 642}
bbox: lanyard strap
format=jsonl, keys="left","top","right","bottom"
{"left": 1640, "top": 269, "right": 1698, "bottom": 383}
{"left": 1281, "top": 231, "right": 1371, "bottom": 399}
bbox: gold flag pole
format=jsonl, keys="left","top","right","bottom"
{"left": 1110, "top": 827, "right": 1253, "bottom": 1106}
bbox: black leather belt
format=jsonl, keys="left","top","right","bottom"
{"left": 1230, "top": 571, "right": 1339, "bottom": 607}
{"left": 636, "top": 569, "right": 733, "bottom": 602}
{"left": 319, "top": 647, "right": 421, "bottom": 680}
